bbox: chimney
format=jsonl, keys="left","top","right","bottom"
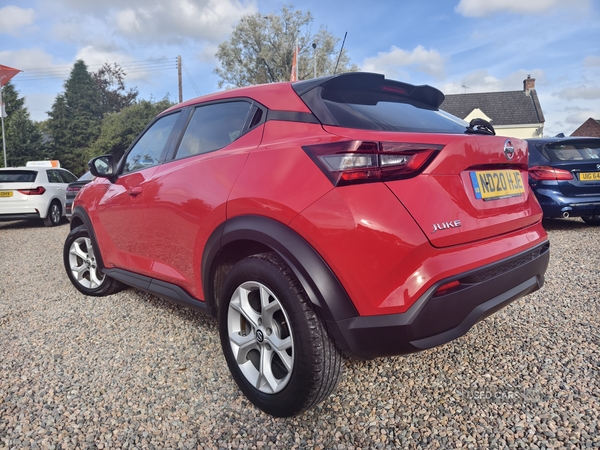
{"left": 524, "top": 75, "right": 535, "bottom": 96}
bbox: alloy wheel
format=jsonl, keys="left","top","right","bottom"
{"left": 50, "top": 203, "right": 61, "bottom": 224}
{"left": 227, "top": 281, "right": 294, "bottom": 394}
{"left": 68, "top": 236, "right": 105, "bottom": 289}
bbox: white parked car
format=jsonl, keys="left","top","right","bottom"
{"left": 0, "top": 161, "right": 78, "bottom": 226}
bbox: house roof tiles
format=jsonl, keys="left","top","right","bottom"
{"left": 571, "top": 118, "right": 600, "bottom": 137}
{"left": 441, "top": 90, "right": 545, "bottom": 126}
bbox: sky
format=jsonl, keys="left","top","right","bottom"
{"left": 1, "top": 0, "right": 599, "bottom": 137}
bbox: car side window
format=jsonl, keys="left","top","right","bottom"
{"left": 46, "top": 170, "right": 64, "bottom": 183}
{"left": 58, "top": 170, "right": 77, "bottom": 183}
{"left": 174, "top": 102, "right": 252, "bottom": 160}
{"left": 123, "top": 112, "right": 180, "bottom": 174}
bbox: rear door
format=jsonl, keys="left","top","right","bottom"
{"left": 47, "top": 169, "right": 76, "bottom": 212}
{"left": 142, "top": 100, "right": 261, "bottom": 299}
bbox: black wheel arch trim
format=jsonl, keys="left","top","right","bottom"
{"left": 70, "top": 205, "right": 106, "bottom": 271}
{"left": 202, "top": 215, "right": 358, "bottom": 323}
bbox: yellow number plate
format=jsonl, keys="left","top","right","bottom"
{"left": 579, "top": 172, "right": 600, "bottom": 182}
{"left": 0, "top": 191, "right": 13, "bottom": 198}
{"left": 470, "top": 170, "right": 525, "bottom": 200}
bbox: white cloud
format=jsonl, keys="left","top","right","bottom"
{"left": 556, "top": 85, "right": 600, "bottom": 100}
{"left": 51, "top": 12, "right": 121, "bottom": 48}
{"left": 0, "top": 49, "right": 60, "bottom": 71}
{"left": 440, "top": 69, "right": 546, "bottom": 94}
{"left": 362, "top": 45, "right": 446, "bottom": 81}
{"left": 564, "top": 107, "right": 598, "bottom": 126}
{"left": 197, "top": 44, "right": 219, "bottom": 64}
{"left": 73, "top": 45, "right": 174, "bottom": 83}
{"left": 584, "top": 55, "right": 600, "bottom": 68}
{"left": 52, "top": 18, "right": 93, "bottom": 44}
{"left": 537, "top": 86, "right": 600, "bottom": 136}
{"left": 75, "top": 46, "right": 140, "bottom": 80}
{"left": 113, "top": 0, "right": 257, "bottom": 44}
{"left": 46, "top": 0, "right": 154, "bottom": 12}
{"left": 0, "top": 5, "right": 35, "bottom": 36}
{"left": 455, "top": 0, "right": 589, "bottom": 17}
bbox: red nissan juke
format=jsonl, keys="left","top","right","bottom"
{"left": 64, "top": 72, "right": 549, "bottom": 417}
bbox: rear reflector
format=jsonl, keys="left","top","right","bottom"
{"left": 303, "top": 141, "right": 442, "bottom": 186}
{"left": 529, "top": 165, "right": 573, "bottom": 181}
{"left": 434, "top": 280, "right": 461, "bottom": 296}
{"left": 18, "top": 186, "right": 46, "bottom": 195}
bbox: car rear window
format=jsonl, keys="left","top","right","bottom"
{"left": 546, "top": 143, "right": 600, "bottom": 161}
{"left": 296, "top": 73, "right": 467, "bottom": 134}
{"left": 321, "top": 89, "right": 467, "bottom": 133}
{"left": 0, "top": 170, "right": 38, "bottom": 182}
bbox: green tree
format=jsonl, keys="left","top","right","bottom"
{"left": 0, "top": 82, "right": 48, "bottom": 167}
{"left": 92, "top": 62, "right": 139, "bottom": 115}
{"left": 47, "top": 60, "right": 103, "bottom": 174}
{"left": 214, "top": 4, "right": 358, "bottom": 88}
{"left": 87, "top": 97, "right": 175, "bottom": 163}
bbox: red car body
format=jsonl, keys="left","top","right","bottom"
{"left": 66, "top": 73, "right": 549, "bottom": 415}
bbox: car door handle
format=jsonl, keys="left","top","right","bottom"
{"left": 129, "top": 186, "right": 143, "bottom": 196}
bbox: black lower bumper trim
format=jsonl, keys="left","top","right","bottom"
{"left": 0, "top": 213, "right": 41, "bottom": 221}
{"left": 329, "top": 241, "right": 550, "bottom": 360}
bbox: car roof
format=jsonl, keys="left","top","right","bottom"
{"left": 0, "top": 166, "right": 45, "bottom": 171}
{"left": 162, "top": 72, "right": 445, "bottom": 116}
{"left": 162, "top": 81, "right": 312, "bottom": 115}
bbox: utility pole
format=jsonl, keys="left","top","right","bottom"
{"left": 177, "top": 55, "right": 182, "bottom": 103}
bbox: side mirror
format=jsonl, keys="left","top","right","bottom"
{"left": 88, "top": 155, "right": 117, "bottom": 181}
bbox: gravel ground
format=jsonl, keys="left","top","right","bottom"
{"left": 0, "top": 218, "right": 599, "bottom": 449}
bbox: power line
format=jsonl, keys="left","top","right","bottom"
{"left": 19, "top": 57, "right": 175, "bottom": 72}
{"left": 181, "top": 60, "right": 200, "bottom": 97}
{"left": 15, "top": 58, "right": 177, "bottom": 82}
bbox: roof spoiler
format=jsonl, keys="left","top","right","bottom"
{"left": 292, "top": 72, "right": 445, "bottom": 108}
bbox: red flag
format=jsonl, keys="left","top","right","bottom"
{"left": 290, "top": 43, "right": 298, "bottom": 82}
{"left": 0, "top": 64, "right": 22, "bottom": 87}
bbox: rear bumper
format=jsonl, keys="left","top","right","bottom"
{"left": 328, "top": 241, "right": 550, "bottom": 360}
{"left": 533, "top": 188, "right": 600, "bottom": 217}
{"left": 65, "top": 202, "right": 73, "bottom": 219}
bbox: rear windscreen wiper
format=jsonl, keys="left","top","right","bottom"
{"left": 465, "top": 118, "right": 496, "bottom": 136}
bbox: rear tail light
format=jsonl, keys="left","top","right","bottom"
{"left": 66, "top": 186, "right": 81, "bottom": 193}
{"left": 529, "top": 166, "right": 573, "bottom": 181}
{"left": 18, "top": 186, "right": 46, "bottom": 195}
{"left": 303, "top": 141, "right": 443, "bottom": 186}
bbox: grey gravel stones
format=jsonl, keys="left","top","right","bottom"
{"left": 1, "top": 218, "right": 599, "bottom": 448}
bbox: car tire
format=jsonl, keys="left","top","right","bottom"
{"left": 64, "top": 225, "right": 125, "bottom": 296}
{"left": 218, "top": 252, "right": 343, "bottom": 417}
{"left": 43, "top": 200, "right": 62, "bottom": 227}
{"left": 582, "top": 215, "right": 600, "bottom": 226}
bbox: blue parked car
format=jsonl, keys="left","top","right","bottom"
{"left": 527, "top": 137, "right": 600, "bottom": 225}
